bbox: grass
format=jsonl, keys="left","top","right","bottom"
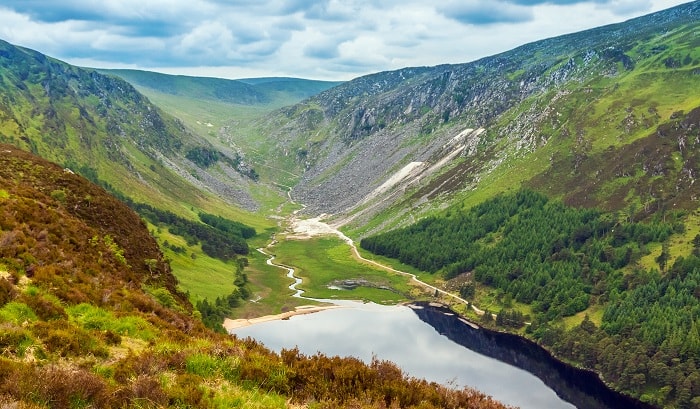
{"left": 149, "top": 223, "right": 238, "bottom": 302}
{"left": 0, "top": 301, "right": 38, "bottom": 324}
{"left": 67, "top": 303, "right": 156, "bottom": 341}
{"left": 271, "top": 236, "right": 413, "bottom": 304}
{"left": 185, "top": 353, "right": 239, "bottom": 380}
{"left": 229, "top": 247, "right": 313, "bottom": 317}
{"left": 135, "top": 90, "right": 272, "bottom": 132}
{"left": 165, "top": 244, "right": 239, "bottom": 304}
{"left": 211, "top": 385, "right": 288, "bottom": 409}
{"left": 638, "top": 210, "right": 700, "bottom": 272}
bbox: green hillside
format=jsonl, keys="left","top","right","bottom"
{"left": 0, "top": 40, "right": 268, "bottom": 218}
{"left": 100, "top": 69, "right": 341, "bottom": 185}
{"left": 1, "top": 2, "right": 699, "bottom": 407}
{"left": 0, "top": 144, "right": 509, "bottom": 409}
{"left": 0, "top": 39, "right": 291, "bottom": 311}
{"left": 361, "top": 189, "right": 699, "bottom": 406}
{"left": 240, "top": 2, "right": 700, "bottom": 238}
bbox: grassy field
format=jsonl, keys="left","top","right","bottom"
{"left": 271, "top": 236, "right": 415, "bottom": 304}
{"left": 151, "top": 224, "right": 238, "bottom": 303}
{"left": 637, "top": 209, "right": 700, "bottom": 271}
{"left": 230, "top": 247, "right": 313, "bottom": 318}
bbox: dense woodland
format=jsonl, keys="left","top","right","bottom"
{"left": 361, "top": 189, "right": 700, "bottom": 407}
{"left": 125, "top": 202, "right": 252, "bottom": 261}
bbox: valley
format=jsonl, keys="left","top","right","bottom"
{"left": 0, "top": 1, "right": 699, "bottom": 408}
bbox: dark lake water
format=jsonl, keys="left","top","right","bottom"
{"left": 233, "top": 300, "right": 656, "bottom": 409}
{"left": 234, "top": 300, "right": 573, "bottom": 408}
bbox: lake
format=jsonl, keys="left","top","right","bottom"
{"left": 233, "top": 300, "right": 575, "bottom": 408}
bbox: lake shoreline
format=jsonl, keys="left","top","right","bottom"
{"left": 223, "top": 304, "right": 343, "bottom": 331}
{"left": 411, "top": 301, "right": 659, "bottom": 409}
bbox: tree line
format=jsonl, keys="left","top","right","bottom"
{"left": 64, "top": 162, "right": 255, "bottom": 261}
{"left": 361, "top": 189, "right": 696, "bottom": 406}
{"left": 130, "top": 202, "right": 251, "bottom": 261}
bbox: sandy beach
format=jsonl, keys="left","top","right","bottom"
{"left": 223, "top": 304, "right": 342, "bottom": 331}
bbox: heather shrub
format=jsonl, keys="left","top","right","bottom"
{"left": 101, "top": 329, "right": 122, "bottom": 346}
{"left": 0, "top": 277, "right": 16, "bottom": 307}
{"left": 0, "top": 326, "right": 34, "bottom": 357}
{"left": 113, "top": 351, "right": 170, "bottom": 383}
{"left": 166, "top": 373, "right": 206, "bottom": 407}
{"left": 32, "top": 320, "right": 108, "bottom": 358}
{"left": 17, "top": 365, "right": 108, "bottom": 409}
{"left": 130, "top": 375, "right": 169, "bottom": 408}
{"left": 18, "top": 292, "right": 67, "bottom": 321}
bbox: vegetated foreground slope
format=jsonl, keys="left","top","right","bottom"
{"left": 253, "top": 1, "right": 700, "bottom": 235}
{"left": 0, "top": 144, "right": 513, "bottom": 409}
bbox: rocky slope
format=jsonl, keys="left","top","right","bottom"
{"left": 253, "top": 1, "right": 700, "bottom": 234}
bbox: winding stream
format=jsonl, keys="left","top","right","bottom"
{"left": 257, "top": 247, "right": 304, "bottom": 298}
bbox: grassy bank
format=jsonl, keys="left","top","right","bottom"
{"left": 271, "top": 236, "right": 414, "bottom": 304}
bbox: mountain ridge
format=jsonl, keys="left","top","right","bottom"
{"left": 243, "top": 0, "right": 700, "bottom": 235}
{"left": 99, "top": 69, "right": 342, "bottom": 108}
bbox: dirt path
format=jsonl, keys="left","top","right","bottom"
{"left": 286, "top": 215, "right": 489, "bottom": 317}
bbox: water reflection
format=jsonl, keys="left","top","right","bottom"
{"left": 233, "top": 301, "right": 574, "bottom": 409}
{"left": 410, "top": 302, "right": 657, "bottom": 409}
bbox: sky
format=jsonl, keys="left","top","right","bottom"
{"left": 0, "top": 0, "right": 692, "bottom": 81}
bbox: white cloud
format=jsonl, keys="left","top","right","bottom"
{"left": 0, "top": 0, "right": 692, "bottom": 81}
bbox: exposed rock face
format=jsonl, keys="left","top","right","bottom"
{"left": 258, "top": 2, "right": 700, "bottom": 228}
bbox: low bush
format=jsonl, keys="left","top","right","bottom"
{"left": 32, "top": 320, "right": 108, "bottom": 358}
{"left": 0, "top": 278, "right": 16, "bottom": 307}
{"left": 16, "top": 365, "right": 108, "bottom": 409}
{"left": 18, "top": 293, "right": 67, "bottom": 321}
{"left": 0, "top": 326, "right": 34, "bottom": 357}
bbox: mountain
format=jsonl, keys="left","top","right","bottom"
{"left": 246, "top": 1, "right": 700, "bottom": 235}
{"left": 0, "top": 39, "right": 264, "bottom": 214}
{"left": 214, "top": 3, "right": 699, "bottom": 406}
{"left": 2, "top": 1, "right": 700, "bottom": 407}
{"left": 0, "top": 144, "right": 510, "bottom": 409}
{"left": 97, "top": 69, "right": 342, "bottom": 185}
{"left": 100, "top": 69, "right": 342, "bottom": 108}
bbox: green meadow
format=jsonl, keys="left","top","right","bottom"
{"left": 271, "top": 236, "right": 413, "bottom": 304}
